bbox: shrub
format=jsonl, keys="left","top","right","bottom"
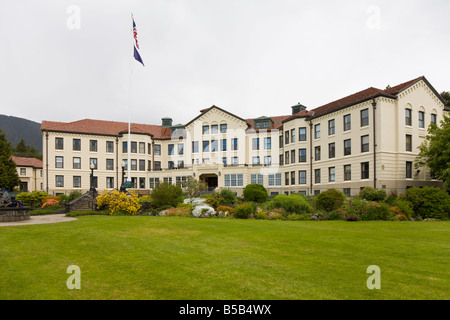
{"left": 403, "top": 186, "right": 450, "bottom": 220}
{"left": 385, "top": 190, "right": 398, "bottom": 205}
{"left": 16, "top": 191, "right": 49, "bottom": 208}
{"left": 270, "top": 194, "right": 312, "bottom": 214}
{"left": 286, "top": 213, "right": 312, "bottom": 221}
{"left": 219, "top": 188, "right": 237, "bottom": 206}
{"left": 243, "top": 184, "right": 268, "bottom": 203}
{"left": 159, "top": 207, "right": 191, "bottom": 217}
{"left": 359, "top": 187, "right": 387, "bottom": 202}
{"left": 394, "top": 199, "right": 414, "bottom": 219}
{"left": 216, "top": 205, "right": 233, "bottom": 215}
{"left": 361, "top": 201, "right": 393, "bottom": 221}
{"left": 68, "top": 190, "right": 83, "bottom": 202}
{"left": 234, "top": 202, "right": 255, "bottom": 219}
{"left": 326, "top": 210, "right": 346, "bottom": 220}
{"left": 176, "top": 202, "right": 194, "bottom": 214}
{"left": 42, "top": 198, "right": 60, "bottom": 209}
{"left": 150, "top": 181, "right": 184, "bottom": 210}
{"left": 96, "top": 190, "right": 142, "bottom": 215}
{"left": 254, "top": 210, "right": 268, "bottom": 219}
{"left": 315, "top": 189, "right": 346, "bottom": 212}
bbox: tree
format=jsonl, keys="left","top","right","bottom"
{"left": 150, "top": 181, "right": 183, "bottom": 209}
{"left": 243, "top": 183, "right": 268, "bottom": 203}
{"left": 441, "top": 91, "right": 450, "bottom": 107}
{"left": 12, "top": 138, "right": 42, "bottom": 160}
{"left": 415, "top": 114, "right": 450, "bottom": 191}
{"left": 183, "top": 176, "right": 207, "bottom": 198}
{"left": 0, "top": 128, "right": 20, "bottom": 191}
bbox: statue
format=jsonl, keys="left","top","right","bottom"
{"left": 0, "top": 191, "right": 11, "bottom": 207}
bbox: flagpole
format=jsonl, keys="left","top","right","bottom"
{"left": 127, "top": 12, "right": 133, "bottom": 185}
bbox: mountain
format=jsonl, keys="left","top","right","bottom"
{"left": 0, "top": 115, "right": 42, "bottom": 153}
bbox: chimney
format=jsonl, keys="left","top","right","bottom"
{"left": 291, "top": 102, "right": 307, "bottom": 115}
{"left": 161, "top": 117, "right": 173, "bottom": 128}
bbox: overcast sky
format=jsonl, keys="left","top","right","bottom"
{"left": 1, "top": 0, "right": 449, "bottom": 126}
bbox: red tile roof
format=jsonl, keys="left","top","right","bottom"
{"left": 41, "top": 119, "right": 171, "bottom": 139}
{"left": 11, "top": 156, "right": 43, "bottom": 168}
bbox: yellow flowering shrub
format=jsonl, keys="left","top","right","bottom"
{"left": 96, "top": 190, "right": 142, "bottom": 215}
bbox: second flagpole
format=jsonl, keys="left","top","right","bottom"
{"left": 127, "top": 13, "right": 134, "bottom": 185}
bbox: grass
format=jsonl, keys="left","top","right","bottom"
{"left": 0, "top": 216, "right": 448, "bottom": 300}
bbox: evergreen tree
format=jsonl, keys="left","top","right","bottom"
{"left": 12, "top": 138, "right": 42, "bottom": 160}
{"left": 0, "top": 128, "right": 20, "bottom": 191}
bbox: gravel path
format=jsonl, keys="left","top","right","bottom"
{"left": 0, "top": 214, "right": 77, "bottom": 227}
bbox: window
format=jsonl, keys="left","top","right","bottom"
{"left": 361, "top": 162, "right": 370, "bottom": 179}
{"left": 361, "top": 109, "right": 369, "bottom": 127}
{"left": 299, "top": 170, "right": 306, "bottom": 184}
{"left": 418, "top": 111, "right": 425, "bottom": 128}
{"left": 163, "top": 177, "right": 172, "bottom": 185}
{"left": 231, "top": 156, "right": 238, "bottom": 166}
{"left": 285, "top": 151, "right": 289, "bottom": 165}
{"left": 168, "top": 144, "right": 175, "bottom": 155}
{"left": 344, "top": 139, "right": 351, "bottom": 156}
{"left": 299, "top": 127, "right": 307, "bottom": 141}
{"left": 315, "top": 169, "right": 321, "bottom": 184}
{"left": 106, "top": 141, "right": 114, "bottom": 153}
{"left": 299, "top": 148, "right": 306, "bottom": 163}
{"left": 55, "top": 137, "right": 64, "bottom": 150}
{"left": 192, "top": 141, "right": 199, "bottom": 153}
{"left": 406, "top": 161, "right": 412, "bottom": 178}
{"left": 20, "top": 168, "right": 26, "bottom": 175}
{"left": 224, "top": 174, "right": 243, "bottom": 187}
{"left": 178, "top": 160, "right": 184, "bottom": 168}
{"left": 55, "top": 175, "right": 64, "bottom": 187}
{"left": 203, "top": 125, "right": 209, "bottom": 134}
{"left": 154, "top": 161, "right": 161, "bottom": 171}
{"left": 89, "top": 158, "right": 98, "bottom": 170}
{"left": 154, "top": 144, "right": 161, "bottom": 156}
{"left": 122, "top": 159, "right": 128, "bottom": 170}
{"left": 279, "top": 154, "right": 284, "bottom": 166}
{"left": 73, "top": 176, "right": 81, "bottom": 188}
{"left": 264, "top": 137, "right": 271, "bottom": 150}
{"left": 220, "top": 123, "right": 227, "bottom": 133}
{"left": 328, "top": 119, "right": 335, "bottom": 135}
{"left": 291, "top": 150, "right": 296, "bottom": 164}
{"left": 131, "top": 177, "right": 137, "bottom": 189}
{"left": 315, "top": 146, "right": 321, "bottom": 161}
{"left": 279, "top": 134, "right": 283, "bottom": 148}
{"left": 106, "top": 177, "right": 114, "bottom": 189}
{"left": 55, "top": 156, "right": 63, "bottom": 168}
{"left": 139, "top": 177, "right": 145, "bottom": 189}
{"left": 285, "top": 131, "right": 289, "bottom": 144}
{"left": 343, "top": 188, "right": 351, "bottom": 197}
{"left": 252, "top": 138, "right": 260, "bottom": 150}
{"left": 405, "top": 108, "right": 412, "bottom": 126}
{"left": 264, "top": 156, "right": 272, "bottom": 166}
{"left": 106, "top": 159, "right": 114, "bottom": 170}
{"left": 73, "top": 157, "right": 81, "bottom": 169}
{"left": 73, "top": 139, "right": 81, "bottom": 151}
{"left": 90, "top": 140, "right": 98, "bottom": 152}
{"left": 361, "top": 135, "right": 369, "bottom": 153}
{"left": 291, "top": 129, "right": 295, "bottom": 143}
{"left": 148, "top": 143, "right": 152, "bottom": 155}
{"left": 344, "top": 165, "right": 351, "bottom": 181}
{"left": 406, "top": 134, "right": 412, "bottom": 152}
{"left": 252, "top": 156, "right": 260, "bottom": 165}
{"left": 329, "top": 167, "right": 335, "bottom": 182}
{"left": 178, "top": 143, "right": 184, "bottom": 155}
{"left": 268, "top": 173, "right": 282, "bottom": 186}
{"left": 211, "top": 124, "right": 218, "bottom": 134}
{"left": 251, "top": 174, "right": 264, "bottom": 185}
{"left": 221, "top": 139, "right": 227, "bottom": 151}
{"left": 231, "top": 138, "right": 238, "bottom": 151}
{"left": 139, "top": 159, "right": 145, "bottom": 171}
{"left": 122, "top": 141, "right": 127, "bottom": 153}
{"left": 291, "top": 171, "right": 295, "bottom": 185}
{"left": 285, "top": 172, "right": 289, "bottom": 185}
{"left": 314, "top": 124, "right": 320, "bottom": 139}
{"left": 139, "top": 142, "right": 145, "bottom": 154}
{"left": 329, "top": 143, "right": 335, "bottom": 159}
{"left": 149, "top": 177, "right": 160, "bottom": 189}
{"left": 344, "top": 114, "right": 351, "bottom": 131}
{"left": 431, "top": 114, "right": 437, "bottom": 125}
{"left": 131, "top": 159, "right": 137, "bottom": 171}
{"left": 203, "top": 141, "right": 210, "bottom": 152}
{"left": 168, "top": 161, "right": 174, "bottom": 169}
{"left": 222, "top": 157, "right": 227, "bottom": 165}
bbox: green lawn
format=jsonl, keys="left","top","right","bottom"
{"left": 0, "top": 216, "right": 448, "bottom": 300}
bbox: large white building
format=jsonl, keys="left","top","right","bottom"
{"left": 41, "top": 76, "right": 448, "bottom": 196}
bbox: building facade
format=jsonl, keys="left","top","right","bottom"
{"left": 11, "top": 156, "right": 44, "bottom": 192}
{"left": 41, "top": 76, "right": 448, "bottom": 196}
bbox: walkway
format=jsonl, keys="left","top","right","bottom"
{"left": 0, "top": 214, "right": 77, "bottom": 227}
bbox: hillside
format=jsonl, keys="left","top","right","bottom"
{"left": 0, "top": 115, "right": 42, "bottom": 153}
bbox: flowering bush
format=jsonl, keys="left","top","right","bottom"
{"left": 159, "top": 207, "right": 190, "bottom": 217}
{"left": 184, "top": 198, "right": 216, "bottom": 217}
{"left": 42, "top": 198, "right": 60, "bottom": 209}
{"left": 267, "top": 211, "right": 284, "bottom": 220}
{"left": 254, "top": 210, "right": 268, "bottom": 220}
{"left": 96, "top": 190, "right": 141, "bottom": 215}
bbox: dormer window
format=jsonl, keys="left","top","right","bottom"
{"left": 254, "top": 117, "right": 272, "bottom": 129}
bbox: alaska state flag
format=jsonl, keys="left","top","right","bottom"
{"left": 132, "top": 17, "right": 144, "bottom": 66}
